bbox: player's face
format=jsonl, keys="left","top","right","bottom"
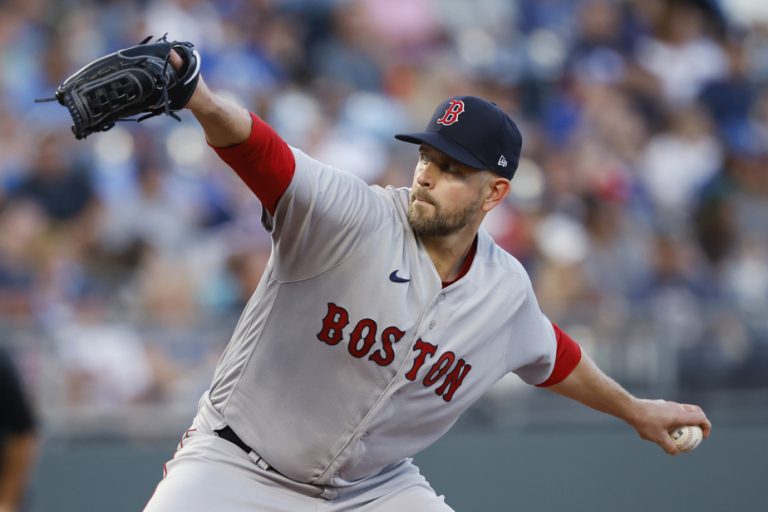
{"left": 407, "top": 145, "right": 488, "bottom": 237}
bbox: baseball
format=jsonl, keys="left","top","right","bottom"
{"left": 670, "top": 425, "right": 703, "bottom": 452}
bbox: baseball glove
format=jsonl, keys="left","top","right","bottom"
{"left": 36, "top": 35, "right": 201, "bottom": 140}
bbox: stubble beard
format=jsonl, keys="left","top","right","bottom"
{"left": 407, "top": 190, "right": 482, "bottom": 238}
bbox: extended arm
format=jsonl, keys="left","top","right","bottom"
{"left": 547, "top": 350, "right": 712, "bottom": 455}
{"left": 169, "top": 51, "right": 294, "bottom": 215}
{"left": 170, "top": 51, "right": 251, "bottom": 147}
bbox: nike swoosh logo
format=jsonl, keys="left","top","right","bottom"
{"left": 389, "top": 270, "right": 410, "bottom": 283}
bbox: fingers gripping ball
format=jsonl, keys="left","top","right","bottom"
{"left": 35, "top": 35, "right": 201, "bottom": 139}
{"left": 670, "top": 425, "right": 703, "bottom": 452}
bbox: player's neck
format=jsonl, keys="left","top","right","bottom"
{"left": 420, "top": 227, "right": 478, "bottom": 283}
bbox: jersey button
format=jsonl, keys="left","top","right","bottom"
{"left": 428, "top": 320, "right": 436, "bottom": 329}
{"left": 438, "top": 294, "right": 446, "bottom": 304}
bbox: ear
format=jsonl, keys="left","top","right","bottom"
{"left": 481, "top": 176, "right": 511, "bottom": 212}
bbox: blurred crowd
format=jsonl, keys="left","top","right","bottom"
{"left": 1, "top": 0, "right": 767, "bottom": 421}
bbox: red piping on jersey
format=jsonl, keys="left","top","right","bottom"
{"left": 143, "top": 427, "right": 197, "bottom": 508}
{"left": 441, "top": 237, "right": 478, "bottom": 288}
{"left": 535, "top": 323, "right": 582, "bottom": 387}
{"left": 211, "top": 112, "right": 295, "bottom": 215}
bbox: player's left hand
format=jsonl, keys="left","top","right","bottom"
{"left": 627, "top": 398, "right": 711, "bottom": 455}
{"left": 169, "top": 48, "right": 212, "bottom": 113}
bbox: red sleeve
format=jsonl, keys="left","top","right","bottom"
{"left": 211, "top": 112, "right": 295, "bottom": 216}
{"left": 535, "top": 322, "right": 582, "bottom": 387}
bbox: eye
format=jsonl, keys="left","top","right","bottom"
{"left": 443, "top": 163, "right": 466, "bottom": 176}
{"left": 419, "top": 151, "right": 430, "bottom": 164}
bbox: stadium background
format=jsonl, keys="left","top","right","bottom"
{"left": 1, "top": 0, "right": 767, "bottom": 510}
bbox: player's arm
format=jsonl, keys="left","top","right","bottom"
{"left": 545, "top": 351, "right": 712, "bottom": 455}
{"left": 170, "top": 51, "right": 251, "bottom": 147}
{"left": 169, "top": 50, "right": 294, "bottom": 215}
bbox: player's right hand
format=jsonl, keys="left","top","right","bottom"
{"left": 628, "top": 398, "right": 711, "bottom": 455}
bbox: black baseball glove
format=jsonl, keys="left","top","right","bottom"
{"left": 36, "top": 35, "right": 201, "bottom": 140}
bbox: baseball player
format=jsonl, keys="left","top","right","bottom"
{"left": 143, "top": 52, "right": 711, "bottom": 512}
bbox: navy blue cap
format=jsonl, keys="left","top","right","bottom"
{"left": 395, "top": 96, "right": 522, "bottom": 179}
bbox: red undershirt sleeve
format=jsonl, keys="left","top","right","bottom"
{"left": 210, "top": 112, "right": 295, "bottom": 216}
{"left": 535, "top": 322, "right": 582, "bottom": 387}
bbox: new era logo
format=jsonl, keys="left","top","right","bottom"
{"left": 498, "top": 155, "right": 507, "bottom": 167}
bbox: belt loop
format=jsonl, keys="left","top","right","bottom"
{"left": 248, "top": 451, "right": 271, "bottom": 471}
{"left": 216, "top": 425, "right": 271, "bottom": 471}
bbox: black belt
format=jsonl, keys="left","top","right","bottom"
{"left": 215, "top": 425, "right": 251, "bottom": 453}
{"left": 214, "top": 425, "right": 272, "bottom": 471}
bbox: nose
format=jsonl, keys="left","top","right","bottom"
{"left": 416, "top": 161, "right": 435, "bottom": 188}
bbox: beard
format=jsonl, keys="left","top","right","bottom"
{"left": 407, "top": 189, "right": 482, "bottom": 237}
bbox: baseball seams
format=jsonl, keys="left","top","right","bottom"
{"left": 670, "top": 425, "right": 703, "bottom": 452}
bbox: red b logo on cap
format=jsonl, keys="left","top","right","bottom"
{"left": 436, "top": 99, "right": 465, "bottom": 126}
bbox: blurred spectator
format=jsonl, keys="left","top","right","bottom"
{"left": 720, "top": 150, "right": 768, "bottom": 321}
{"left": 52, "top": 296, "right": 160, "bottom": 407}
{"left": 0, "top": 347, "right": 37, "bottom": 512}
{"left": 568, "top": 0, "right": 634, "bottom": 87}
{"left": 698, "top": 37, "right": 757, "bottom": 152}
{"left": 639, "top": 105, "right": 722, "bottom": 218}
{"left": 639, "top": 231, "right": 710, "bottom": 371}
{"left": 0, "top": 200, "right": 47, "bottom": 319}
{"left": 100, "top": 158, "right": 196, "bottom": 253}
{"left": 635, "top": 0, "right": 728, "bottom": 105}
{"left": 9, "top": 132, "right": 96, "bottom": 223}
{"left": 582, "top": 193, "right": 652, "bottom": 298}
{"left": 309, "top": 1, "right": 385, "bottom": 91}
{"left": 532, "top": 212, "right": 591, "bottom": 320}
{"left": 359, "top": 0, "right": 439, "bottom": 52}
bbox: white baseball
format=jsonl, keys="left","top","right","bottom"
{"left": 670, "top": 425, "right": 703, "bottom": 452}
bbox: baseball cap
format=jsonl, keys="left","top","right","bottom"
{"left": 394, "top": 96, "right": 522, "bottom": 179}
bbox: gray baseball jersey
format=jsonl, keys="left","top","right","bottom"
{"left": 206, "top": 145, "right": 564, "bottom": 487}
